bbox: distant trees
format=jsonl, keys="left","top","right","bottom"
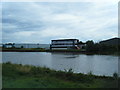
{"left": 78, "top": 41, "right": 84, "bottom": 44}
{"left": 2, "top": 44, "right": 6, "bottom": 48}
{"left": 21, "top": 46, "right": 24, "bottom": 48}
{"left": 85, "top": 40, "right": 119, "bottom": 53}
{"left": 86, "top": 40, "right": 94, "bottom": 52}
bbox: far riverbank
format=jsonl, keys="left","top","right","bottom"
{"left": 1, "top": 48, "right": 120, "bottom": 56}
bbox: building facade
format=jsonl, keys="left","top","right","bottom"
{"left": 50, "top": 39, "right": 80, "bottom": 50}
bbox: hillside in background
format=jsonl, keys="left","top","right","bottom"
{"left": 99, "top": 38, "right": 120, "bottom": 46}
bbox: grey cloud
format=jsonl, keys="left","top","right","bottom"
{"left": 2, "top": 2, "right": 118, "bottom": 43}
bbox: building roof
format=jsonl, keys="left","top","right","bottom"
{"left": 52, "top": 39, "right": 79, "bottom": 41}
{"left": 99, "top": 37, "right": 120, "bottom": 45}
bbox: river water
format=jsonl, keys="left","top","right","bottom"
{"left": 2, "top": 52, "right": 119, "bottom": 76}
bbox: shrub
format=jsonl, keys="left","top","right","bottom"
{"left": 87, "top": 71, "right": 93, "bottom": 76}
{"left": 5, "top": 61, "right": 11, "bottom": 64}
{"left": 113, "top": 72, "right": 118, "bottom": 79}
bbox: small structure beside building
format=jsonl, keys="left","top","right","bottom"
{"left": 50, "top": 39, "right": 85, "bottom": 50}
{"left": 2, "top": 43, "right": 15, "bottom": 48}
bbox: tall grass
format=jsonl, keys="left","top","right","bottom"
{"left": 2, "top": 62, "right": 119, "bottom": 88}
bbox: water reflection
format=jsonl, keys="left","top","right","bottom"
{"left": 51, "top": 52, "right": 79, "bottom": 72}
{"left": 50, "top": 52, "right": 118, "bottom": 76}
{"left": 51, "top": 52, "right": 79, "bottom": 58}
{"left": 118, "top": 57, "right": 120, "bottom": 76}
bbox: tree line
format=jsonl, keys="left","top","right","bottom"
{"left": 85, "top": 40, "right": 119, "bottom": 54}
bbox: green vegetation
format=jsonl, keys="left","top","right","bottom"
{"left": 2, "top": 38, "right": 120, "bottom": 55}
{"left": 3, "top": 62, "right": 119, "bottom": 88}
{"left": 85, "top": 40, "right": 119, "bottom": 55}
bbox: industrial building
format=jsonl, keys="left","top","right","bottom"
{"left": 50, "top": 39, "right": 85, "bottom": 50}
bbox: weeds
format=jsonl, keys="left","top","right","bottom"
{"left": 87, "top": 71, "right": 93, "bottom": 76}
{"left": 5, "top": 61, "right": 11, "bottom": 64}
{"left": 2, "top": 62, "right": 118, "bottom": 88}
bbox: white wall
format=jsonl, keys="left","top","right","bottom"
{"left": 52, "top": 48, "right": 68, "bottom": 50}
{"left": 51, "top": 44, "right": 73, "bottom": 47}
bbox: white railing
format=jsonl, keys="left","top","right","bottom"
{"left": 51, "top": 45, "right": 74, "bottom": 47}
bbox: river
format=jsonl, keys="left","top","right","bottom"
{"left": 2, "top": 52, "right": 119, "bottom": 76}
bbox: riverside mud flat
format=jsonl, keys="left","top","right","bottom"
{"left": 2, "top": 62, "right": 119, "bottom": 88}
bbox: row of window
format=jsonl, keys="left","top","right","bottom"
{"left": 51, "top": 45, "right": 74, "bottom": 47}
{"left": 52, "top": 41, "right": 74, "bottom": 44}
{"left": 51, "top": 43, "right": 77, "bottom": 45}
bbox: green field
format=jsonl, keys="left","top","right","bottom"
{"left": 2, "top": 62, "right": 119, "bottom": 88}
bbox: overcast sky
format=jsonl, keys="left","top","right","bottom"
{"left": 2, "top": 1, "right": 118, "bottom": 44}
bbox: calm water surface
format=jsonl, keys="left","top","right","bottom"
{"left": 2, "top": 52, "right": 119, "bottom": 76}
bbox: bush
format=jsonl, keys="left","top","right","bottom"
{"left": 5, "top": 61, "right": 11, "bottom": 64}
{"left": 113, "top": 72, "right": 118, "bottom": 80}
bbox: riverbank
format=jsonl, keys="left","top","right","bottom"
{"left": 2, "top": 48, "right": 47, "bottom": 52}
{"left": 2, "top": 62, "right": 119, "bottom": 88}
{"left": 2, "top": 48, "right": 120, "bottom": 56}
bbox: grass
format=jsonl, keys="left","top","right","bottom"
{"left": 2, "top": 48, "right": 120, "bottom": 56}
{"left": 2, "top": 62, "right": 119, "bottom": 88}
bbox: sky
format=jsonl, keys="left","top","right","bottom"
{"left": 2, "top": 1, "right": 118, "bottom": 44}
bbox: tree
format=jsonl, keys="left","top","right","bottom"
{"left": 21, "top": 46, "right": 24, "bottom": 48}
{"left": 86, "top": 40, "right": 94, "bottom": 52}
{"left": 2, "top": 44, "right": 6, "bottom": 48}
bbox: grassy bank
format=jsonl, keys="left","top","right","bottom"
{"left": 2, "top": 48, "right": 120, "bottom": 56}
{"left": 2, "top": 62, "right": 118, "bottom": 88}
